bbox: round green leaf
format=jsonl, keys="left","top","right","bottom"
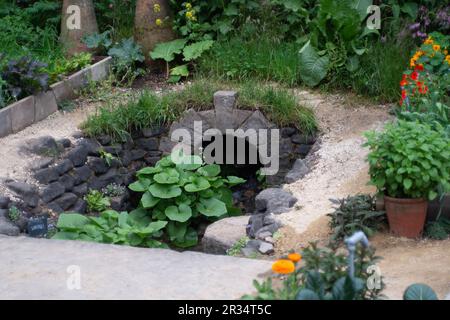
{"left": 184, "top": 176, "right": 211, "bottom": 192}
{"left": 226, "top": 176, "right": 246, "bottom": 186}
{"left": 129, "top": 178, "right": 151, "bottom": 192}
{"left": 153, "top": 168, "right": 180, "bottom": 184}
{"left": 403, "top": 284, "right": 438, "bottom": 300}
{"left": 197, "top": 198, "right": 227, "bottom": 217}
{"left": 149, "top": 183, "right": 182, "bottom": 199}
{"left": 141, "top": 191, "right": 160, "bottom": 208}
{"left": 165, "top": 204, "right": 192, "bottom": 223}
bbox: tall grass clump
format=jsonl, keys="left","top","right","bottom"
{"left": 198, "top": 37, "right": 301, "bottom": 87}
{"left": 82, "top": 80, "right": 317, "bottom": 141}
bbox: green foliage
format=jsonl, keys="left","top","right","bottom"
{"left": 150, "top": 39, "right": 214, "bottom": 81}
{"left": 94, "top": 0, "right": 137, "bottom": 40}
{"left": 46, "top": 53, "right": 92, "bottom": 83}
{"left": 52, "top": 211, "right": 168, "bottom": 248}
{"left": 425, "top": 218, "right": 450, "bottom": 240}
{"left": 99, "top": 149, "right": 117, "bottom": 167}
{"left": 1, "top": 55, "right": 49, "bottom": 100}
{"left": 199, "top": 36, "right": 301, "bottom": 86}
{"left": 364, "top": 120, "right": 450, "bottom": 200}
{"left": 298, "top": 40, "right": 330, "bottom": 87}
{"left": 129, "top": 153, "right": 245, "bottom": 248}
{"left": 246, "top": 242, "right": 384, "bottom": 300}
{"left": 327, "top": 195, "right": 386, "bottom": 246}
{"left": 403, "top": 283, "right": 438, "bottom": 300}
{"left": 8, "top": 205, "right": 20, "bottom": 223}
{"left": 84, "top": 190, "right": 111, "bottom": 213}
{"left": 82, "top": 33, "right": 144, "bottom": 84}
{"left": 227, "top": 236, "right": 249, "bottom": 256}
{"left": 296, "top": 272, "right": 366, "bottom": 300}
{"left": 0, "top": 75, "right": 7, "bottom": 108}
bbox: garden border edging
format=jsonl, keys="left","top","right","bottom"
{"left": 0, "top": 56, "right": 112, "bottom": 138}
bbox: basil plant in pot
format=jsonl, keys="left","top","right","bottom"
{"left": 364, "top": 120, "right": 450, "bottom": 238}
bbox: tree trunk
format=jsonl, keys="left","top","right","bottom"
{"left": 134, "top": 0, "right": 176, "bottom": 68}
{"left": 60, "top": 0, "right": 99, "bottom": 57}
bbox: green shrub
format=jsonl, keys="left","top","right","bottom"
{"left": 84, "top": 190, "right": 111, "bottom": 213}
{"left": 52, "top": 211, "right": 168, "bottom": 248}
{"left": 364, "top": 120, "right": 450, "bottom": 200}
{"left": 46, "top": 53, "right": 92, "bottom": 83}
{"left": 425, "top": 218, "right": 450, "bottom": 240}
{"left": 129, "top": 153, "right": 245, "bottom": 248}
{"left": 328, "top": 195, "right": 386, "bottom": 246}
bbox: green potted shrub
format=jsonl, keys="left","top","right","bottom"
{"left": 364, "top": 120, "right": 450, "bottom": 238}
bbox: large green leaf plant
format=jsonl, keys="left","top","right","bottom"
{"left": 299, "top": 0, "right": 379, "bottom": 86}
{"left": 129, "top": 153, "right": 245, "bottom": 248}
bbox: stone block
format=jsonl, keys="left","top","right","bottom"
{"left": 0, "top": 107, "right": 12, "bottom": 138}
{"left": 88, "top": 57, "right": 112, "bottom": 82}
{"left": 34, "top": 90, "right": 58, "bottom": 122}
{"left": 50, "top": 80, "right": 75, "bottom": 104}
{"left": 9, "top": 96, "right": 35, "bottom": 133}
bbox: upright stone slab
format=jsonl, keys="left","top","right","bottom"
{"left": 9, "top": 96, "right": 35, "bottom": 133}
{"left": 50, "top": 80, "right": 75, "bottom": 104}
{"left": 34, "top": 90, "right": 58, "bottom": 122}
{"left": 214, "top": 91, "right": 238, "bottom": 132}
{"left": 0, "top": 107, "right": 12, "bottom": 138}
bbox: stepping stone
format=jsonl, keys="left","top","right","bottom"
{"left": 0, "top": 236, "right": 271, "bottom": 299}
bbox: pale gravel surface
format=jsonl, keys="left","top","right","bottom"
{"left": 279, "top": 91, "right": 392, "bottom": 234}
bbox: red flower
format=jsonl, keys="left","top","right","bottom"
{"left": 414, "top": 64, "right": 424, "bottom": 72}
{"left": 410, "top": 71, "right": 419, "bottom": 81}
{"left": 401, "top": 90, "right": 407, "bottom": 100}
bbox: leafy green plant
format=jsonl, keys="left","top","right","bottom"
{"left": 298, "top": 0, "right": 379, "bottom": 87}
{"left": 227, "top": 236, "right": 249, "bottom": 256}
{"left": 99, "top": 149, "right": 117, "bottom": 167}
{"left": 46, "top": 53, "right": 92, "bottom": 83}
{"left": 129, "top": 153, "right": 245, "bottom": 248}
{"left": 84, "top": 189, "right": 111, "bottom": 213}
{"left": 328, "top": 195, "right": 386, "bottom": 245}
{"left": 82, "top": 33, "right": 144, "bottom": 84}
{"left": 0, "top": 75, "right": 7, "bottom": 108}
{"left": 364, "top": 120, "right": 450, "bottom": 200}
{"left": 1, "top": 55, "right": 49, "bottom": 100}
{"left": 52, "top": 210, "right": 168, "bottom": 248}
{"left": 8, "top": 205, "right": 20, "bottom": 223}
{"left": 425, "top": 218, "right": 450, "bottom": 240}
{"left": 296, "top": 272, "right": 366, "bottom": 300}
{"left": 150, "top": 38, "right": 214, "bottom": 82}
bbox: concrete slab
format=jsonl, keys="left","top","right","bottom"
{"left": 0, "top": 236, "right": 271, "bottom": 300}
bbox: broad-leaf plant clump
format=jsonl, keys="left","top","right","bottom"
{"left": 128, "top": 153, "right": 245, "bottom": 248}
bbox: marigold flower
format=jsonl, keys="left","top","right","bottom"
{"left": 444, "top": 50, "right": 448, "bottom": 55}
{"left": 272, "top": 259, "right": 295, "bottom": 274}
{"left": 400, "top": 79, "right": 408, "bottom": 87}
{"left": 424, "top": 37, "right": 433, "bottom": 45}
{"left": 288, "top": 253, "right": 302, "bottom": 263}
{"left": 433, "top": 44, "right": 441, "bottom": 52}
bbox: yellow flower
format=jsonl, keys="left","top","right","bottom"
{"left": 185, "top": 11, "right": 193, "bottom": 19}
{"left": 410, "top": 59, "right": 416, "bottom": 68}
{"left": 444, "top": 50, "right": 448, "bottom": 55}
{"left": 272, "top": 259, "right": 295, "bottom": 274}
{"left": 433, "top": 44, "right": 441, "bottom": 52}
{"left": 155, "top": 18, "right": 162, "bottom": 26}
{"left": 185, "top": 3, "right": 192, "bottom": 9}
{"left": 153, "top": 3, "right": 161, "bottom": 13}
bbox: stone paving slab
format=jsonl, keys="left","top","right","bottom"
{"left": 0, "top": 236, "right": 271, "bottom": 300}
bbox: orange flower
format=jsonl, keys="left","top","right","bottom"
{"left": 272, "top": 259, "right": 295, "bottom": 274}
{"left": 433, "top": 44, "right": 441, "bottom": 52}
{"left": 288, "top": 253, "right": 302, "bottom": 263}
{"left": 424, "top": 37, "right": 433, "bottom": 45}
{"left": 400, "top": 79, "right": 408, "bottom": 87}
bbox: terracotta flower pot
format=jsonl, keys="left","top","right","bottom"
{"left": 384, "top": 195, "right": 428, "bottom": 239}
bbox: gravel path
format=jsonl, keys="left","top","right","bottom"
{"left": 279, "top": 90, "right": 392, "bottom": 234}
